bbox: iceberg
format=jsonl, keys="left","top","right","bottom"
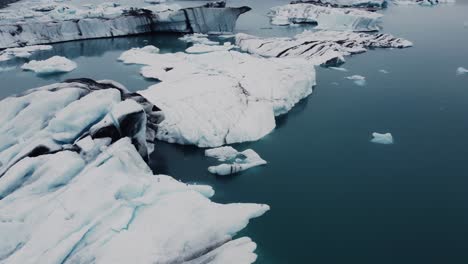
{"left": 370, "top": 132, "right": 394, "bottom": 144}
{"left": 236, "top": 30, "right": 412, "bottom": 66}
{"left": 346, "top": 75, "right": 366, "bottom": 86}
{"left": 119, "top": 47, "right": 316, "bottom": 147}
{"left": 206, "top": 146, "right": 267, "bottom": 176}
{"left": 0, "top": 79, "right": 268, "bottom": 264}
{"left": 179, "top": 33, "right": 220, "bottom": 45}
{"left": 268, "top": 3, "right": 383, "bottom": 31}
{"left": 456, "top": 67, "right": 468, "bottom": 75}
{"left": 21, "top": 56, "right": 77, "bottom": 74}
{"left": 0, "top": 45, "right": 52, "bottom": 62}
{"left": 392, "top": 0, "right": 455, "bottom": 5}
{"left": 185, "top": 43, "right": 235, "bottom": 54}
{"left": 0, "top": 2, "right": 251, "bottom": 49}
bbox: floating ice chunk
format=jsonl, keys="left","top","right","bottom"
{"left": 179, "top": 33, "right": 219, "bottom": 45}
{"left": 144, "top": 0, "right": 166, "bottom": 4}
{"left": 120, "top": 47, "right": 315, "bottom": 147}
{"left": 346, "top": 75, "right": 366, "bottom": 86}
{"left": 268, "top": 3, "right": 383, "bottom": 31}
{"left": 185, "top": 43, "right": 234, "bottom": 54}
{"left": 330, "top": 66, "right": 348, "bottom": 72}
{"left": 370, "top": 132, "right": 394, "bottom": 144}
{"left": 206, "top": 146, "right": 267, "bottom": 175}
{"left": 456, "top": 67, "right": 468, "bottom": 75}
{"left": 21, "top": 56, "right": 76, "bottom": 74}
{"left": 0, "top": 45, "right": 52, "bottom": 62}
{"left": 379, "top": 69, "right": 389, "bottom": 74}
{"left": 236, "top": 31, "right": 412, "bottom": 66}
{"left": 118, "top": 46, "right": 160, "bottom": 63}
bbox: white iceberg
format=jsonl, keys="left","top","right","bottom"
{"left": 119, "top": 47, "right": 316, "bottom": 147}
{"left": 370, "top": 132, "right": 394, "bottom": 144}
{"left": 456, "top": 67, "right": 468, "bottom": 75}
{"left": 268, "top": 3, "right": 383, "bottom": 31}
{"left": 0, "top": 45, "right": 52, "bottom": 62}
{"left": 236, "top": 31, "right": 412, "bottom": 66}
{"left": 21, "top": 56, "right": 77, "bottom": 74}
{"left": 206, "top": 146, "right": 267, "bottom": 175}
{"left": 0, "top": 79, "right": 269, "bottom": 264}
{"left": 346, "top": 75, "right": 366, "bottom": 86}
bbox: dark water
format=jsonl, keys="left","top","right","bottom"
{"left": 1, "top": 1, "right": 468, "bottom": 263}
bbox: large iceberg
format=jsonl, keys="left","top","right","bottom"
{"left": 0, "top": 1, "right": 251, "bottom": 48}
{"left": 0, "top": 78, "right": 268, "bottom": 264}
{"left": 268, "top": 3, "right": 383, "bottom": 31}
{"left": 119, "top": 47, "right": 316, "bottom": 147}
{"left": 236, "top": 30, "right": 412, "bottom": 66}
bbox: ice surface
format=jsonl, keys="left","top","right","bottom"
{"left": 370, "top": 132, "right": 394, "bottom": 144}
{"left": 0, "top": 45, "right": 52, "bottom": 62}
{"left": 392, "top": 0, "right": 455, "bottom": 5}
{"left": 290, "top": 0, "right": 388, "bottom": 9}
{"left": 119, "top": 46, "right": 316, "bottom": 147}
{"left": 0, "top": 79, "right": 269, "bottom": 264}
{"left": 268, "top": 3, "right": 383, "bottom": 31}
{"left": 346, "top": 75, "right": 366, "bottom": 86}
{"left": 236, "top": 30, "right": 412, "bottom": 66}
{"left": 180, "top": 33, "right": 220, "bottom": 45}
{"left": 21, "top": 56, "right": 77, "bottom": 74}
{"left": 206, "top": 146, "right": 267, "bottom": 176}
{"left": 185, "top": 43, "right": 235, "bottom": 54}
{"left": 456, "top": 67, "right": 468, "bottom": 75}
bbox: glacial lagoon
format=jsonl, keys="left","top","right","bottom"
{"left": 1, "top": 0, "right": 468, "bottom": 263}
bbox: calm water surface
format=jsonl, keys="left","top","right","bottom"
{"left": 1, "top": 1, "right": 468, "bottom": 263}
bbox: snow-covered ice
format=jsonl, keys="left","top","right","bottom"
{"left": 346, "top": 75, "right": 366, "bottom": 86}
{"left": 456, "top": 67, "right": 468, "bottom": 75}
{"left": 290, "top": 0, "right": 388, "bottom": 9}
{"left": 180, "top": 33, "right": 220, "bottom": 45}
{"left": 268, "top": 3, "right": 383, "bottom": 31}
{"left": 119, "top": 46, "right": 316, "bottom": 147}
{"left": 206, "top": 146, "right": 267, "bottom": 175}
{"left": 236, "top": 31, "right": 412, "bottom": 66}
{"left": 0, "top": 45, "right": 52, "bottom": 62}
{"left": 370, "top": 132, "right": 394, "bottom": 144}
{"left": 392, "top": 0, "right": 455, "bottom": 5}
{"left": 0, "top": 79, "right": 269, "bottom": 264}
{"left": 21, "top": 56, "right": 77, "bottom": 74}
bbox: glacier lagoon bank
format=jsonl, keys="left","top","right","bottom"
{"left": 1, "top": 0, "right": 468, "bottom": 264}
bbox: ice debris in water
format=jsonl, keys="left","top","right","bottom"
{"left": 379, "top": 69, "right": 389, "bottom": 74}
{"left": 21, "top": 56, "right": 77, "bottom": 74}
{"left": 268, "top": 3, "right": 383, "bottom": 31}
{"left": 456, "top": 67, "right": 468, "bottom": 75}
{"left": 206, "top": 146, "right": 267, "bottom": 175}
{"left": 330, "top": 67, "right": 348, "bottom": 72}
{"left": 346, "top": 75, "right": 366, "bottom": 86}
{"left": 0, "top": 45, "right": 52, "bottom": 62}
{"left": 370, "top": 132, "right": 394, "bottom": 144}
{"left": 179, "top": 33, "right": 219, "bottom": 45}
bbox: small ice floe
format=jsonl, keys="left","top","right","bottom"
{"left": 205, "top": 146, "right": 267, "bottom": 176}
{"left": 456, "top": 67, "right": 468, "bottom": 75}
{"left": 179, "top": 33, "right": 219, "bottom": 45}
{"left": 21, "top": 56, "right": 76, "bottom": 74}
{"left": 0, "top": 45, "right": 52, "bottom": 62}
{"left": 329, "top": 66, "right": 348, "bottom": 72}
{"left": 185, "top": 43, "right": 234, "bottom": 54}
{"left": 379, "top": 69, "right": 389, "bottom": 74}
{"left": 346, "top": 75, "right": 366, "bottom": 86}
{"left": 370, "top": 132, "right": 394, "bottom": 145}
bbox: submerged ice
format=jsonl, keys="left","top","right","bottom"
{"left": 0, "top": 79, "right": 269, "bottom": 264}
{"left": 370, "top": 132, "right": 394, "bottom": 144}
